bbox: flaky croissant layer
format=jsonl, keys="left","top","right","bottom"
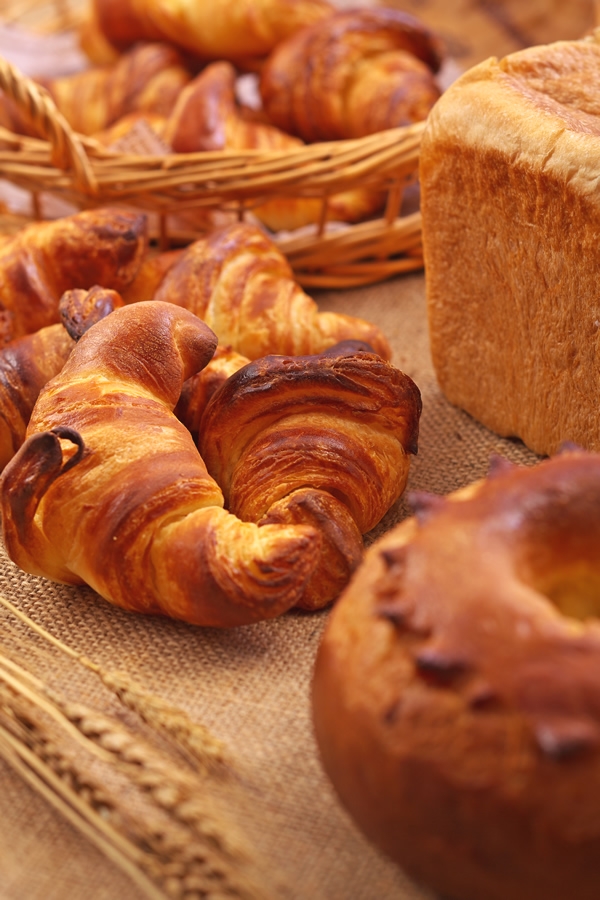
{"left": 153, "top": 223, "right": 392, "bottom": 359}
{"left": 0, "top": 207, "right": 148, "bottom": 344}
{"left": 89, "top": 0, "right": 334, "bottom": 62}
{"left": 1, "top": 301, "right": 322, "bottom": 627}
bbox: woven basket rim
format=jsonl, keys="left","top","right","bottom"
{"left": 0, "top": 15, "right": 426, "bottom": 288}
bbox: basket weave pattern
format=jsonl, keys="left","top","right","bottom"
{"left": 0, "top": 1, "right": 425, "bottom": 288}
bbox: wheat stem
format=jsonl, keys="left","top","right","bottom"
{"left": 0, "top": 593, "right": 227, "bottom": 770}
{"left": 0, "top": 722, "right": 167, "bottom": 899}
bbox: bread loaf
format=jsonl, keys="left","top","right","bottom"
{"left": 313, "top": 447, "right": 600, "bottom": 900}
{"left": 421, "top": 34, "right": 600, "bottom": 456}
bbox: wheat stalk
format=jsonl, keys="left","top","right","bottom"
{"left": 0, "top": 593, "right": 228, "bottom": 772}
{"left": 0, "top": 597, "right": 281, "bottom": 899}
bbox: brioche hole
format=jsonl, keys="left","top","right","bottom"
{"left": 535, "top": 566, "right": 600, "bottom": 622}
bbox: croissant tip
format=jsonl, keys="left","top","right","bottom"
{"left": 556, "top": 440, "right": 584, "bottom": 456}
{"left": 407, "top": 490, "right": 444, "bottom": 524}
{"left": 487, "top": 454, "right": 516, "bottom": 479}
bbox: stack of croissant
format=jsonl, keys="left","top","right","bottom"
{"left": 0, "top": 206, "right": 422, "bottom": 627}
{"left": 0, "top": 0, "right": 444, "bottom": 231}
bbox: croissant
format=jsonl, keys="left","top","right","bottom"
{"left": 87, "top": 0, "right": 334, "bottom": 64}
{"left": 260, "top": 7, "right": 444, "bottom": 142}
{"left": 0, "top": 207, "right": 147, "bottom": 343}
{"left": 152, "top": 222, "right": 392, "bottom": 359}
{"left": 160, "top": 60, "right": 383, "bottom": 231}
{"left": 175, "top": 345, "right": 250, "bottom": 444}
{"left": 198, "top": 341, "right": 422, "bottom": 609}
{"left": 1, "top": 43, "right": 191, "bottom": 137}
{"left": 0, "top": 300, "right": 322, "bottom": 627}
{"left": 0, "top": 286, "right": 123, "bottom": 472}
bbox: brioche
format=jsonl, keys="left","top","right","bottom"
{"left": 421, "top": 34, "right": 600, "bottom": 456}
{"left": 260, "top": 7, "right": 443, "bottom": 142}
{"left": 152, "top": 222, "right": 392, "bottom": 359}
{"left": 0, "top": 301, "right": 321, "bottom": 627}
{"left": 88, "top": 0, "right": 334, "bottom": 63}
{"left": 0, "top": 285, "right": 123, "bottom": 472}
{"left": 199, "top": 341, "right": 422, "bottom": 609}
{"left": 0, "top": 208, "right": 147, "bottom": 343}
{"left": 313, "top": 448, "right": 600, "bottom": 900}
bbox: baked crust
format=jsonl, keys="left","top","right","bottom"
{"left": 0, "top": 301, "right": 322, "bottom": 627}
{"left": 91, "top": 0, "right": 334, "bottom": 62}
{"left": 312, "top": 449, "right": 600, "bottom": 900}
{"left": 199, "top": 341, "right": 422, "bottom": 609}
{"left": 260, "top": 6, "right": 443, "bottom": 141}
{"left": 421, "top": 34, "right": 600, "bottom": 456}
{"left": 153, "top": 222, "right": 392, "bottom": 359}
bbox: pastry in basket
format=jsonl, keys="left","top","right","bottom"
{"left": 0, "top": 207, "right": 147, "bottom": 343}
{"left": 149, "top": 222, "right": 392, "bottom": 359}
{"left": 0, "top": 285, "right": 123, "bottom": 473}
{"left": 420, "top": 34, "right": 600, "bottom": 457}
{"left": 84, "top": 0, "right": 335, "bottom": 66}
{"left": 0, "top": 300, "right": 322, "bottom": 627}
{"left": 198, "top": 341, "right": 422, "bottom": 609}
{"left": 163, "top": 61, "right": 302, "bottom": 153}
{"left": 0, "top": 43, "right": 191, "bottom": 138}
{"left": 312, "top": 448, "right": 600, "bottom": 900}
{"left": 162, "top": 60, "right": 384, "bottom": 230}
{"left": 94, "top": 60, "right": 383, "bottom": 231}
{"left": 260, "top": 6, "right": 444, "bottom": 142}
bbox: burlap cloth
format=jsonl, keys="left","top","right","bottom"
{"left": 0, "top": 271, "right": 541, "bottom": 900}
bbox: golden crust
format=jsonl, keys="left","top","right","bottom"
{"left": 421, "top": 34, "right": 600, "bottom": 456}
{"left": 0, "top": 208, "right": 147, "bottom": 343}
{"left": 91, "top": 0, "right": 334, "bottom": 62}
{"left": 0, "top": 301, "right": 322, "bottom": 627}
{"left": 260, "top": 7, "right": 443, "bottom": 141}
{"left": 199, "top": 342, "right": 421, "bottom": 608}
{"left": 313, "top": 449, "right": 600, "bottom": 900}
{"left": 175, "top": 344, "right": 250, "bottom": 444}
{"left": 36, "top": 43, "right": 191, "bottom": 136}
{"left": 154, "top": 222, "right": 392, "bottom": 359}
{"left": 159, "top": 60, "right": 383, "bottom": 231}
{"left": 0, "top": 286, "right": 124, "bottom": 472}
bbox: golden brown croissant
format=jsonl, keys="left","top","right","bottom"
{"left": 1, "top": 300, "right": 322, "bottom": 627}
{"left": 0, "top": 207, "right": 147, "bottom": 343}
{"left": 2, "top": 43, "right": 191, "bottom": 137}
{"left": 152, "top": 222, "right": 392, "bottom": 359}
{"left": 175, "top": 344, "right": 250, "bottom": 444}
{"left": 260, "top": 7, "right": 444, "bottom": 142}
{"left": 163, "top": 61, "right": 300, "bottom": 153}
{"left": 198, "top": 341, "right": 422, "bottom": 609}
{"left": 88, "top": 0, "right": 334, "bottom": 64}
{"left": 119, "top": 247, "right": 184, "bottom": 303}
{"left": 0, "top": 285, "right": 123, "bottom": 472}
{"left": 160, "top": 60, "right": 383, "bottom": 231}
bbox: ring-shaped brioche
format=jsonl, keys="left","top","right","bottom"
{"left": 312, "top": 448, "right": 600, "bottom": 900}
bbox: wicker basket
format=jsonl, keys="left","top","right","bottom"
{"left": 0, "top": 0, "right": 426, "bottom": 289}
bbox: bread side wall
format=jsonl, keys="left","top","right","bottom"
{"left": 421, "top": 85, "right": 600, "bottom": 456}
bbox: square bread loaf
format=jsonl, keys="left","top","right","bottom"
{"left": 420, "top": 33, "right": 600, "bottom": 457}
